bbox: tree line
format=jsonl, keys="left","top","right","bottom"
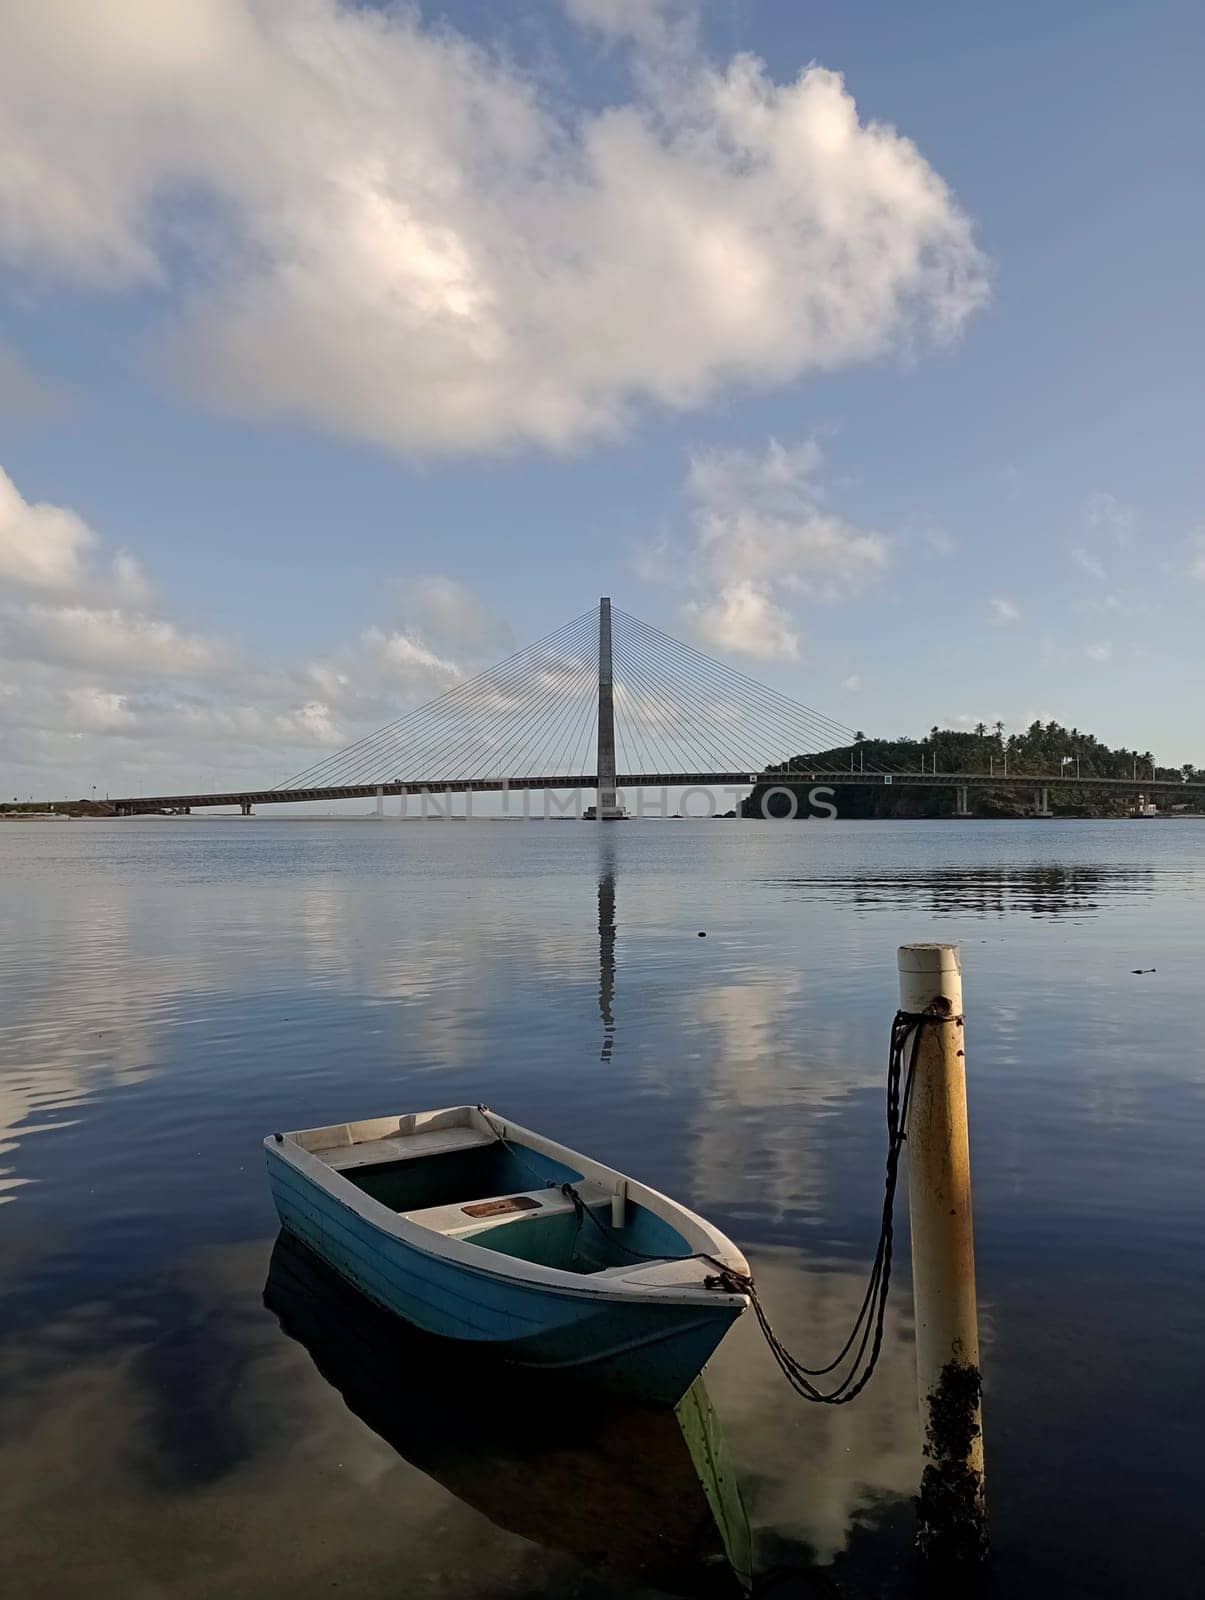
{"left": 744, "top": 719, "right": 1201, "bottom": 818}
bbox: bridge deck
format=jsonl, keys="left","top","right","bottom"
{"left": 73, "top": 770, "right": 1205, "bottom": 815}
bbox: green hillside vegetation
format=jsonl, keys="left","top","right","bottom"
{"left": 744, "top": 720, "right": 1202, "bottom": 819}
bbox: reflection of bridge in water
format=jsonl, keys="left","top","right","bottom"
{"left": 54, "top": 599, "right": 1200, "bottom": 818}
{"left": 768, "top": 862, "right": 1159, "bottom": 919}
{"left": 598, "top": 845, "right": 616, "bottom": 1062}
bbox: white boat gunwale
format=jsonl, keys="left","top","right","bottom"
{"left": 264, "top": 1104, "right": 749, "bottom": 1310}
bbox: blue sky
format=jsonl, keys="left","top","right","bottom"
{"left": 1, "top": 0, "right": 1202, "bottom": 800}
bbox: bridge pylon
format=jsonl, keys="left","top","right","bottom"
{"left": 585, "top": 596, "right": 626, "bottom": 820}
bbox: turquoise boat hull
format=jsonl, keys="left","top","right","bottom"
{"left": 264, "top": 1105, "right": 748, "bottom": 1406}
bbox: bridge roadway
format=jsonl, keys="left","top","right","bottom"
{"left": 98, "top": 769, "right": 1205, "bottom": 815}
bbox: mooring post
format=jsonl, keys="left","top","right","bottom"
{"left": 897, "top": 942, "right": 987, "bottom": 1563}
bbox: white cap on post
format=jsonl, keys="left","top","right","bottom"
{"left": 897, "top": 941, "right": 963, "bottom": 1015}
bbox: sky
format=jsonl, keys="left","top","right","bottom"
{"left": 1, "top": 0, "right": 1203, "bottom": 803}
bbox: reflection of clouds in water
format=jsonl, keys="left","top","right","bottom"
{"left": 0, "top": 1243, "right": 649, "bottom": 1600}
{"left": 675, "top": 974, "right": 884, "bottom": 1225}
{"left": 360, "top": 910, "right": 596, "bottom": 1069}
{"left": 264, "top": 1231, "right": 749, "bottom": 1594}
{"left": 657, "top": 963, "right": 927, "bottom": 1561}
{"left": 705, "top": 1248, "right": 919, "bottom": 1564}
{"left": 1, "top": 1232, "right": 920, "bottom": 1590}
{"left": 767, "top": 862, "right": 1158, "bottom": 919}
{"left": 0, "top": 893, "right": 161, "bottom": 1203}
{"left": 0, "top": 851, "right": 608, "bottom": 1204}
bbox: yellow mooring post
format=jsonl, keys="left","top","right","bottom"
{"left": 897, "top": 942, "right": 988, "bottom": 1563}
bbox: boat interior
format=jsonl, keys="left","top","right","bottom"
{"left": 293, "top": 1108, "right": 692, "bottom": 1275}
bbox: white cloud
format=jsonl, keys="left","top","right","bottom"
{"left": 683, "top": 581, "right": 800, "bottom": 662}
{"left": 1072, "top": 493, "right": 1136, "bottom": 585}
{"left": 361, "top": 627, "right": 461, "bottom": 686}
{"left": 8, "top": 603, "right": 221, "bottom": 676}
{"left": 0, "top": 466, "right": 97, "bottom": 593}
{"left": 989, "top": 596, "right": 1019, "bottom": 624}
{"left": 0, "top": 0, "right": 987, "bottom": 457}
{"left": 841, "top": 673, "right": 862, "bottom": 692}
{"left": 1086, "top": 491, "right": 1135, "bottom": 543}
{"left": 0, "top": 461, "right": 510, "bottom": 797}
{"left": 402, "top": 575, "right": 516, "bottom": 656}
{"left": 1188, "top": 536, "right": 1205, "bottom": 583}
{"left": 62, "top": 685, "right": 135, "bottom": 734}
{"left": 1085, "top": 642, "right": 1113, "bottom": 663}
{"left": 1071, "top": 546, "right": 1108, "bottom": 581}
{"left": 671, "top": 435, "right": 889, "bottom": 660}
{"left": 0, "top": 466, "right": 154, "bottom": 609}
{"left": 566, "top": 0, "right": 695, "bottom": 53}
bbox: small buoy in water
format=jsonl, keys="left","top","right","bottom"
{"left": 698, "top": 931, "right": 707, "bottom": 938}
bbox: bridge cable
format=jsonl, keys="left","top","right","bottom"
{"left": 613, "top": 612, "right": 842, "bottom": 771}
{"left": 617, "top": 624, "right": 868, "bottom": 773}
{"left": 616, "top": 608, "right": 876, "bottom": 754}
{"left": 352, "top": 612, "right": 598, "bottom": 786}
{"left": 612, "top": 628, "right": 740, "bottom": 776}
{"left": 328, "top": 613, "right": 598, "bottom": 789}
{"left": 615, "top": 609, "right": 899, "bottom": 775}
{"left": 277, "top": 607, "right": 597, "bottom": 789}
{"left": 449, "top": 645, "right": 593, "bottom": 783}
{"left": 439, "top": 616, "right": 599, "bottom": 781}
{"left": 612, "top": 631, "right": 709, "bottom": 774}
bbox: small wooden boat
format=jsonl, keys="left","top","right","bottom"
{"left": 264, "top": 1104, "right": 749, "bottom": 1405}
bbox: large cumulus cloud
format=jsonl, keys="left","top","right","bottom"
{"left": 0, "top": 0, "right": 987, "bottom": 456}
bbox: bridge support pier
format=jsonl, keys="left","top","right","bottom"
{"left": 375, "top": 785, "right": 384, "bottom": 818}
{"left": 1032, "top": 787, "right": 1052, "bottom": 818}
{"left": 240, "top": 800, "right": 252, "bottom": 817}
{"left": 954, "top": 785, "right": 971, "bottom": 817}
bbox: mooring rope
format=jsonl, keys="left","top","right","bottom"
{"left": 696, "top": 1008, "right": 958, "bottom": 1405}
{"left": 477, "top": 1006, "right": 957, "bottom": 1405}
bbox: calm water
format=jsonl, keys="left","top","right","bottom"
{"left": 2, "top": 817, "right": 1203, "bottom": 1598}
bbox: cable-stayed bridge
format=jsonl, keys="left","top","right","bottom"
{"left": 95, "top": 599, "right": 1202, "bottom": 817}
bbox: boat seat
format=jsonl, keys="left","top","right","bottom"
{"left": 402, "top": 1182, "right": 611, "bottom": 1241}
{"left": 316, "top": 1125, "right": 495, "bottom": 1173}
